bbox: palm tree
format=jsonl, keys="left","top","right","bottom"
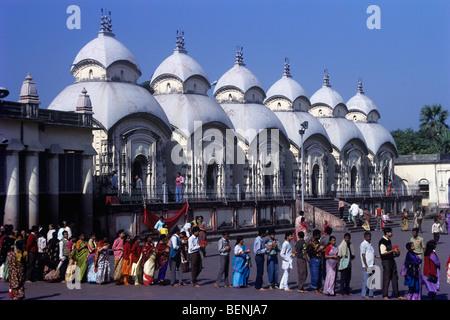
{"left": 419, "top": 104, "right": 449, "bottom": 138}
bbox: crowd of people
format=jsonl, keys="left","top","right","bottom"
{"left": 0, "top": 210, "right": 449, "bottom": 300}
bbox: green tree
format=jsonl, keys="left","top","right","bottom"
{"left": 139, "top": 80, "right": 154, "bottom": 94}
{"left": 391, "top": 128, "right": 434, "bottom": 155}
{"left": 438, "top": 129, "right": 450, "bottom": 155}
{"left": 419, "top": 104, "right": 449, "bottom": 138}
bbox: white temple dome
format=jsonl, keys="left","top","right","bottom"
{"left": 48, "top": 82, "right": 171, "bottom": 131}
{"left": 346, "top": 81, "right": 380, "bottom": 119}
{"left": 151, "top": 49, "right": 209, "bottom": 85}
{"left": 317, "top": 117, "right": 367, "bottom": 152}
{"left": 71, "top": 32, "right": 140, "bottom": 74}
{"left": 154, "top": 94, "right": 234, "bottom": 136}
{"left": 221, "top": 102, "right": 288, "bottom": 144}
{"left": 213, "top": 48, "right": 264, "bottom": 98}
{"left": 310, "top": 73, "right": 345, "bottom": 109}
{"left": 265, "top": 60, "right": 308, "bottom": 103}
{"left": 353, "top": 122, "right": 397, "bottom": 156}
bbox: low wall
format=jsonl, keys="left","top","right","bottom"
{"left": 296, "top": 200, "right": 346, "bottom": 232}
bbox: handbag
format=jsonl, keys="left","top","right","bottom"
{"left": 427, "top": 256, "right": 438, "bottom": 283}
{"left": 44, "top": 268, "right": 60, "bottom": 281}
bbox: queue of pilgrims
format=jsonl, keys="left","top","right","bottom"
{"left": 0, "top": 212, "right": 449, "bottom": 300}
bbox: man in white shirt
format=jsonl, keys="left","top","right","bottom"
{"left": 169, "top": 226, "right": 184, "bottom": 286}
{"left": 36, "top": 232, "right": 47, "bottom": 281}
{"left": 135, "top": 175, "right": 143, "bottom": 194}
{"left": 350, "top": 203, "right": 359, "bottom": 227}
{"left": 58, "top": 231, "right": 70, "bottom": 283}
{"left": 57, "top": 221, "right": 72, "bottom": 241}
{"left": 188, "top": 226, "right": 202, "bottom": 287}
{"left": 360, "top": 231, "right": 379, "bottom": 299}
{"left": 279, "top": 231, "right": 294, "bottom": 291}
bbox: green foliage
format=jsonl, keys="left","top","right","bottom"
{"left": 392, "top": 104, "right": 449, "bottom": 155}
{"left": 139, "top": 81, "right": 154, "bottom": 94}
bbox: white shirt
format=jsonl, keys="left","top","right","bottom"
{"left": 360, "top": 240, "right": 375, "bottom": 267}
{"left": 280, "top": 240, "right": 293, "bottom": 269}
{"left": 181, "top": 223, "right": 191, "bottom": 237}
{"left": 188, "top": 235, "right": 200, "bottom": 254}
{"left": 47, "top": 229, "right": 56, "bottom": 242}
{"left": 59, "top": 238, "right": 69, "bottom": 260}
{"left": 136, "top": 178, "right": 143, "bottom": 190}
{"left": 234, "top": 245, "right": 244, "bottom": 255}
{"left": 37, "top": 236, "right": 46, "bottom": 253}
{"left": 58, "top": 226, "right": 72, "bottom": 240}
{"left": 432, "top": 223, "right": 441, "bottom": 234}
{"left": 350, "top": 203, "right": 359, "bottom": 216}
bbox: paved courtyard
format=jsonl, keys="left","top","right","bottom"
{"left": 0, "top": 219, "right": 448, "bottom": 302}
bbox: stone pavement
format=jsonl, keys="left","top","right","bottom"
{"left": 0, "top": 219, "right": 448, "bottom": 302}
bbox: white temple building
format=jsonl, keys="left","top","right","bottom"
{"left": 2, "top": 11, "right": 413, "bottom": 236}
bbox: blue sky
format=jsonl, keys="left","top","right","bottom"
{"left": 0, "top": 0, "right": 449, "bottom": 132}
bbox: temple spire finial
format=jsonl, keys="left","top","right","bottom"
{"left": 99, "top": 9, "right": 113, "bottom": 35}
{"left": 283, "top": 58, "right": 291, "bottom": 77}
{"left": 323, "top": 69, "right": 331, "bottom": 87}
{"left": 175, "top": 30, "right": 187, "bottom": 53}
{"left": 235, "top": 46, "right": 245, "bottom": 66}
{"left": 357, "top": 79, "right": 364, "bottom": 94}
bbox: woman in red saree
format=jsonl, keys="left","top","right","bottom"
{"left": 155, "top": 234, "right": 170, "bottom": 285}
{"left": 121, "top": 235, "right": 132, "bottom": 285}
{"left": 141, "top": 236, "right": 156, "bottom": 285}
{"left": 131, "top": 236, "right": 142, "bottom": 285}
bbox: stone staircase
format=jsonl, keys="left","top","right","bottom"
{"left": 305, "top": 198, "right": 401, "bottom": 233}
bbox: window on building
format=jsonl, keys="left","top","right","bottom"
{"left": 418, "top": 179, "right": 429, "bottom": 199}
{"left": 259, "top": 206, "right": 272, "bottom": 225}
{"left": 59, "top": 151, "right": 82, "bottom": 193}
{"left": 217, "top": 208, "right": 234, "bottom": 229}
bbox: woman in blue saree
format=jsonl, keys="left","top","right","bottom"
{"left": 232, "top": 236, "right": 250, "bottom": 288}
{"left": 402, "top": 242, "right": 422, "bottom": 300}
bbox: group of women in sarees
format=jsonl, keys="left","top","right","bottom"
{"left": 60, "top": 233, "right": 110, "bottom": 284}
{"left": 112, "top": 230, "right": 170, "bottom": 286}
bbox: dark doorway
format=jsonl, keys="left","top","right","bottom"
{"left": 351, "top": 166, "right": 357, "bottom": 195}
{"left": 132, "top": 155, "right": 147, "bottom": 191}
{"left": 264, "top": 162, "right": 273, "bottom": 198}
{"left": 206, "top": 163, "right": 218, "bottom": 199}
{"left": 311, "top": 164, "right": 320, "bottom": 197}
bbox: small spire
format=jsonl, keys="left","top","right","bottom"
{"left": 357, "top": 80, "right": 364, "bottom": 94}
{"left": 323, "top": 69, "right": 331, "bottom": 87}
{"left": 76, "top": 88, "right": 93, "bottom": 112}
{"left": 18, "top": 73, "right": 40, "bottom": 105}
{"left": 175, "top": 30, "right": 187, "bottom": 53}
{"left": 235, "top": 46, "right": 245, "bottom": 66}
{"left": 283, "top": 58, "right": 291, "bottom": 77}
